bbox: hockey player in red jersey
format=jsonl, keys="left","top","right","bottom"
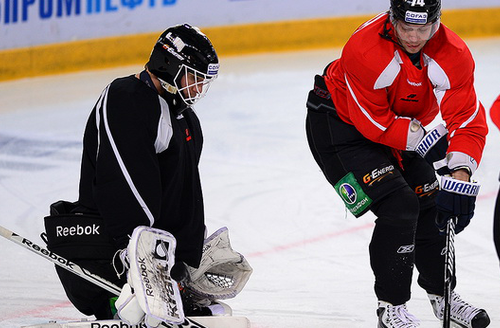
{"left": 306, "top": 0, "right": 489, "bottom": 327}
{"left": 491, "top": 96, "right": 500, "bottom": 266}
{"left": 491, "top": 96, "right": 500, "bottom": 129}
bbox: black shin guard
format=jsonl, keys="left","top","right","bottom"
{"left": 494, "top": 188, "right": 500, "bottom": 262}
{"left": 370, "top": 222, "right": 416, "bottom": 305}
{"left": 369, "top": 188, "right": 419, "bottom": 304}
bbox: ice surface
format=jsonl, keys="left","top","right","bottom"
{"left": 1, "top": 37, "right": 500, "bottom": 327}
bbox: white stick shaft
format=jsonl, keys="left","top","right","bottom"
{"left": 0, "top": 225, "right": 207, "bottom": 328}
{"left": 0, "top": 224, "right": 122, "bottom": 295}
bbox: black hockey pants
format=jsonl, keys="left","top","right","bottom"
{"left": 43, "top": 200, "right": 126, "bottom": 319}
{"left": 493, "top": 179, "right": 500, "bottom": 262}
{"left": 306, "top": 107, "right": 454, "bottom": 305}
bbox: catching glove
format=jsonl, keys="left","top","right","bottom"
{"left": 185, "top": 227, "right": 252, "bottom": 301}
{"left": 415, "top": 124, "right": 450, "bottom": 175}
{"left": 436, "top": 176, "right": 480, "bottom": 234}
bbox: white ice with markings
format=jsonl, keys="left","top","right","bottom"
{"left": 1, "top": 37, "right": 500, "bottom": 327}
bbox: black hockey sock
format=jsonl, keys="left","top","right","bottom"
{"left": 494, "top": 188, "right": 500, "bottom": 262}
{"left": 368, "top": 187, "right": 419, "bottom": 305}
{"left": 370, "top": 221, "right": 416, "bottom": 305}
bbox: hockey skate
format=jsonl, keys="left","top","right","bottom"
{"left": 428, "top": 292, "right": 490, "bottom": 328}
{"left": 377, "top": 301, "right": 420, "bottom": 327}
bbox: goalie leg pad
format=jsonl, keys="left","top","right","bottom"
{"left": 127, "top": 226, "right": 184, "bottom": 324}
{"left": 115, "top": 283, "right": 145, "bottom": 325}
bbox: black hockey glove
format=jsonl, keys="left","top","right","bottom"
{"left": 306, "top": 74, "right": 336, "bottom": 113}
{"left": 415, "top": 124, "right": 451, "bottom": 175}
{"left": 435, "top": 176, "right": 480, "bottom": 234}
{"left": 170, "top": 261, "right": 189, "bottom": 282}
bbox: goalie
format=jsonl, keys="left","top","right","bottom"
{"left": 42, "top": 23, "right": 252, "bottom": 326}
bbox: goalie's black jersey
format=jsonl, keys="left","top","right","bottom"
{"left": 77, "top": 75, "right": 205, "bottom": 268}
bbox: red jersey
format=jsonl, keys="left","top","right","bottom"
{"left": 324, "top": 13, "right": 488, "bottom": 165}
{"left": 491, "top": 95, "right": 500, "bottom": 131}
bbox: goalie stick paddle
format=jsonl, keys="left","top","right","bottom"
{"left": 443, "top": 217, "right": 456, "bottom": 328}
{"left": 0, "top": 224, "right": 208, "bottom": 328}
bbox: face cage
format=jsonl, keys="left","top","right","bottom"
{"left": 171, "top": 64, "right": 217, "bottom": 106}
{"left": 392, "top": 18, "right": 440, "bottom": 43}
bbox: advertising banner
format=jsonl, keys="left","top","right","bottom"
{"left": 1, "top": 0, "right": 498, "bottom": 50}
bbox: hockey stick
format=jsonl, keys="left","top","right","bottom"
{"left": 0, "top": 224, "right": 207, "bottom": 328}
{"left": 443, "top": 217, "right": 456, "bottom": 328}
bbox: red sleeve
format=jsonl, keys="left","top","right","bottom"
{"left": 491, "top": 95, "right": 500, "bottom": 131}
{"left": 437, "top": 45, "right": 488, "bottom": 165}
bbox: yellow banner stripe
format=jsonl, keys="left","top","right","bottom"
{"left": 1, "top": 7, "right": 499, "bottom": 82}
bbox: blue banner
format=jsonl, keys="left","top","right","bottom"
{"left": 0, "top": 0, "right": 176, "bottom": 23}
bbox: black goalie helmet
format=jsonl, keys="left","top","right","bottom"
{"left": 390, "top": 0, "right": 441, "bottom": 25}
{"left": 147, "top": 23, "right": 219, "bottom": 106}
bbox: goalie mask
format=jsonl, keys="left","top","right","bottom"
{"left": 147, "top": 23, "right": 219, "bottom": 106}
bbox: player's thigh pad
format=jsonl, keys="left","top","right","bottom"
{"left": 306, "top": 110, "right": 408, "bottom": 217}
{"left": 400, "top": 152, "right": 439, "bottom": 210}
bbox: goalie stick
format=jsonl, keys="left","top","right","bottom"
{"left": 443, "top": 217, "right": 456, "bottom": 328}
{"left": 22, "top": 317, "right": 251, "bottom": 328}
{"left": 0, "top": 224, "right": 207, "bottom": 328}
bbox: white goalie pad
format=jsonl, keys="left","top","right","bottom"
{"left": 115, "top": 283, "right": 145, "bottom": 325}
{"left": 22, "top": 317, "right": 251, "bottom": 328}
{"left": 186, "top": 227, "right": 253, "bottom": 300}
{"left": 127, "top": 226, "right": 184, "bottom": 325}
